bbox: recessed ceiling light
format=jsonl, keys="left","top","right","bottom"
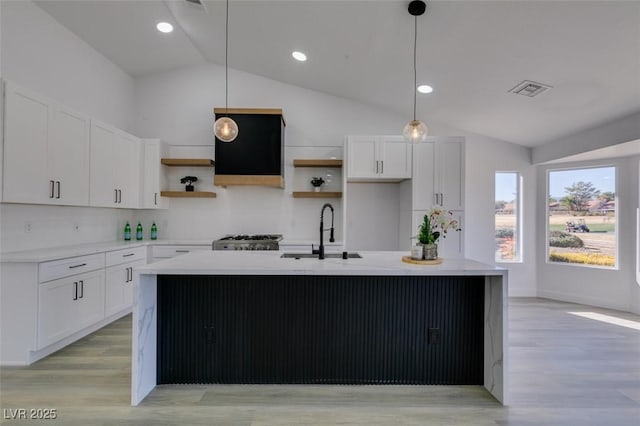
{"left": 417, "top": 85, "right": 433, "bottom": 94}
{"left": 292, "top": 51, "right": 307, "bottom": 62}
{"left": 156, "top": 22, "right": 174, "bottom": 33}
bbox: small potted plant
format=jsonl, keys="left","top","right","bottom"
{"left": 310, "top": 177, "right": 325, "bottom": 192}
{"left": 415, "top": 208, "right": 461, "bottom": 260}
{"left": 180, "top": 176, "right": 198, "bottom": 192}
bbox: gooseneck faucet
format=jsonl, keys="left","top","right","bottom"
{"left": 318, "top": 203, "right": 335, "bottom": 259}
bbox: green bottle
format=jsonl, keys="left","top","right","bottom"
{"left": 136, "top": 222, "right": 143, "bottom": 240}
{"left": 150, "top": 222, "right": 158, "bottom": 240}
{"left": 124, "top": 222, "right": 131, "bottom": 241}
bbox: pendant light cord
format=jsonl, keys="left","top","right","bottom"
{"left": 225, "top": 0, "right": 229, "bottom": 113}
{"left": 412, "top": 15, "right": 417, "bottom": 121}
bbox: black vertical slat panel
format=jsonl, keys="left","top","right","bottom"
{"left": 157, "top": 275, "right": 484, "bottom": 385}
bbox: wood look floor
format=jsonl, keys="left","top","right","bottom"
{"left": 1, "top": 298, "right": 639, "bottom": 425}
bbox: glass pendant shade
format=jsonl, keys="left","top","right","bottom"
{"left": 214, "top": 116, "right": 238, "bottom": 142}
{"left": 403, "top": 119, "right": 428, "bottom": 143}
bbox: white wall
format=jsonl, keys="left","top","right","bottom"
{"left": 133, "top": 63, "right": 408, "bottom": 242}
{"left": 0, "top": 1, "right": 135, "bottom": 252}
{"left": 0, "top": 1, "right": 134, "bottom": 130}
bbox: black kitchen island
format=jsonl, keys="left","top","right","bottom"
{"left": 132, "top": 251, "right": 507, "bottom": 405}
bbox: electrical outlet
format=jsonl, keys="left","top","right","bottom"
{"left": 24, "top": 221, "right": 32, "bottom": 233}
{"left": 428, "top": 328, "right": 441, "bottom": 344}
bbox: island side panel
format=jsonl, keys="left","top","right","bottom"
{"left": 484, "top": 273, "right": 508, "bottom": 404}
{"left": 131, "top": 273, "right": 158, "bottom": 406}
{"left": 156, "top": 275, "right": 485, "bottom": 386}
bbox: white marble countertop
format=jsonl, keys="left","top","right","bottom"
{"left": 135, "top": 250, "right": 506, "bottom": 277}
{"left": 0, "top": 239, "right": 214, "bottom": 263}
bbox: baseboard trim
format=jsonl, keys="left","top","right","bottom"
{"left": 537, "top": 289, "right": 629, "bottom": 312}
{"left": 26, "top": 308, "right": 131, "bottom": 365}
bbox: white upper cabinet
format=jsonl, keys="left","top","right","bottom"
{"left": 141, "top": 139, "right": 168, "bottom": 209}
{"left": 346, "top": 136, "right": 411, "bottom": 181}
{"left": 2, "top": 81, "right": 90, "bottom": 206}
{"left": 412, "top": 137, "right": 465, "bottom": 211}
{"left": 49, "top": 105, "right": 91, "bottom": 205}
{"left": 89, "top": 120, "right": 142, "bottom": 209}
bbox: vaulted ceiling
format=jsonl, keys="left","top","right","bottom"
{"left": 34, "top": 0, "right": 640, "bottom": 147}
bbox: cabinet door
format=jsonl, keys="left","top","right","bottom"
{"left": 411, "top": 210, "right": 464, "bottom": 259}
{"left": 49, "top": 105, "right": 91, "bottom": 206}
{"left": 75, "top": 270, "right": 106, "bottom": 331}
{"left": 105, "top": 261, "right": 137, "bottom": 317}
{"left": 142, "top": 141, "right": 159, "bottom": 208}
{"left": 346, "top": 137, "right": 378, "bottom": 179}
{"left": 117, "top": 131, "right": 142, "bottom": 208}
{"left": 2, "top": 83, "right": 50, "bottom": 204}
{"left": 90, "top": 121, "right": 119, "bottom": 207}
{"left": 411, "top": 142, "right": 437, "bottom": 210}
{"left": 379, "top": 137, "right": 411, "bottom": 179}
{"left": 437, "top": 141, "right": 464, "bottom": 210}
{"left": 37, "top": 276, "right": 78, "bottom": 349}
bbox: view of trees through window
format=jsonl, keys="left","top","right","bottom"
{"left": 495, "top": 172, "right": 521, "bottom": 262}
{"left": 548, "top": 166, "right": 616, "bottom": 267}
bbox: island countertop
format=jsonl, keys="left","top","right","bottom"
{"left": 135, "top": 250, "right": 505, "bottom": 277}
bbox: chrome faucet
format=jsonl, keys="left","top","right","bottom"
{"left": 318, "top": 203, "right": 335, "bottom": 259}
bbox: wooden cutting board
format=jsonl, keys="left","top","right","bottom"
{"left": 401, "top": 256, "right": 443, "bottom": 265}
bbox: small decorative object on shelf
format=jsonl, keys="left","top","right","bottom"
{"left": 310, "top": 177, "right": 325, "bottom": 192}
{"left": 180, "top": 176, "right": 198, "bottom": 192}
{"left": 414, "top": 207, "right": 462, "bottom": 261}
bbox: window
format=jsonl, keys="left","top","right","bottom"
{"left": 547, "top": 166, "right": 616, "bottom": 268}
{"left": 495, "top": 172, "right": 522, "bottom": 262}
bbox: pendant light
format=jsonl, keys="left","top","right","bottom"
{"left": 214, "top": 0, "right": 238, "bottom": 142}
{"left": 402, "top": 0, "right": 428, "bottom": 143}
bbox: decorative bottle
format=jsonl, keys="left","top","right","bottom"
{"left": 136, "top": 222, "right": 143, "bottom": 240}
{"left": 150, "top": 222, "right": 158, "bottom": 240}
{"left": 124, "top": 222, "right": 131, "bottom": 241}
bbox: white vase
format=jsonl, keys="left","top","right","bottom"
{"left": 313, "top": 186, "right": 321, "bottom": 192}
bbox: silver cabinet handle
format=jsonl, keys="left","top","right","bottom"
{"left": 440, "top": 193, "right": 444, "bottom": 206}
{"left": 73, "top": 282, "right": 78, "bottom": 301}
{"left": 123, "top": 253, "right": 135, "bottom": 257}
{"left": 154, "top": 192, "right": 158, "bottom": 205}
{"left": 50, "top": 181, "right": 55, "bottom": 198}
{"left": 79, "top": 280, "right": 84, "bottom": 299}
{"left": 115, "top": 189, "right": 119, "bottom": 203}
{"left": 375, "top": 160, "right": 379, "bottom": 174}
{"left": 175, "top": 250, "right": 189, "bottom": 253}
{"left": 55, "top": 181, "right": 61, "bottom": 199}
{"left": 381, "top": 161, "right": 384, "bottom": 174}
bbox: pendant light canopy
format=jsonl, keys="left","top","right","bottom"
{"left": 403, "top": 0, "right": 428, "bottom": 143}
{"left": 214, "top": 0, "right": 238, "bottom": 143}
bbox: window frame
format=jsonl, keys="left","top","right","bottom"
{"left": 495, "top": 171, "right": 523, "bottom": 264}
{"left": 545, "top": 164, "right": 619, "bottom": 270}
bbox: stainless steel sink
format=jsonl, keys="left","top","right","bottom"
{"left": 280, "top": 252, "right": 362, "bottom": 259}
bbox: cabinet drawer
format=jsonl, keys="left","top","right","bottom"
{"left": 105, "top": 246, "right": 146, "bottom": 267}
{"left": 39, "top": 253, "right": 105, "bottom": 283}
{"left": 152, "top": 245, "right": 210, "bottom": 259}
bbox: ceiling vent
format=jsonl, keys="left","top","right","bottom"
{"left": 509, "top": 80, "right": 552, "bottom": 98}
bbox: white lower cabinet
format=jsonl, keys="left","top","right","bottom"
{"left": 105, "top": 259, "right": 145, "bottom": 317}
{"left": 37, "top": 269, "right": 105, "bottom": 350}
{"left": 151, "top": 245, "right": 210, "bottom": 262}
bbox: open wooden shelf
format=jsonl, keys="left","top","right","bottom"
{"left": 161, "top": 158, "right": 215, "bottom": 167}
{"left": 292, "top": 191, "right": 342, "bottom": 198}
{"left": 160, "top": 191, "right": 216, "bottom": 198}
{"left": 293, "top": 159, "right": 343, "bottom": 168}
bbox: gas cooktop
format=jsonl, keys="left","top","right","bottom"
{"left": 212, "top": 234, "right": 282, "bottom": 250}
